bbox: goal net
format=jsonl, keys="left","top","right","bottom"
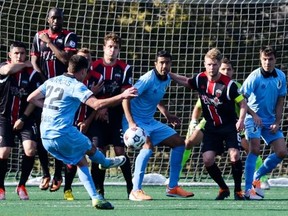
{"left": 1, "top": 0, "right": 288, "bottom": 186}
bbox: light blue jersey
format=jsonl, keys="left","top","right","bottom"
{"left": 39, "top": 74, "right": 93, "bottom": 139}
{"left": 240, "top": 68, "right": 287, "bottom": 125}
{"left": 122, "top": 69, "right": 176, "bottom": 145}
{"left": 130, "top": 69, "right": 171, "bottom": 122}
{"left": 123, "top": 68, "right": 185, "bottom": 191}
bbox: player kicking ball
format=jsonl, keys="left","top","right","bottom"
{"left": 27, "top": 55, "right": 137, "bottom": 209}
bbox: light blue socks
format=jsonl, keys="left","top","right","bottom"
{"left": 132, "top": 149, "right": 153, "bottom": 191}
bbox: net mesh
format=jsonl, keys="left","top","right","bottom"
{"left": 1, "top": 0, "right": 288, "bottom": 185}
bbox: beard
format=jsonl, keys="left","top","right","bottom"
{"left": 50, "top": 25, "right": 62, "bottom": 33}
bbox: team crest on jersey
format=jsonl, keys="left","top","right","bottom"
{"left": 215, "top": 89, "right": 222, "bottom": 98}
{"left": 114, "top": 73, "right": 121, "bottom": 82}
{"left": 69, "top": 41, "right": 76, "bottom": 48}
{"left": 212, "top": 89, "right": 223, "bottom": 106}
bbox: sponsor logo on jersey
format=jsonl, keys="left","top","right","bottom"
{"left": 56, "top": 39, "right": 63, "bottom": 45}
{"left": 69, "top": 41, "right": 76, "bottom": 48}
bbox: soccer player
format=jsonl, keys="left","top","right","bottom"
{"left": 31, "top": 7, "right": 78, "bottom": 192}
{"left": 61, "top": 47, "right": 103, "bottom": 201}
{"left": 122, "top": 50, "right": 194, "bottom": 201}
{"left": 88, "top": 33, "right": 133, "bottom": 198}
{"left": 170, "top": 48, "right": 247, "bottom": 200}
{"left": 0, "top": 41, "right": 42, "bottom": 200}
{"left": 182, "top": 58, "right": 270, "bottom": 190}
{"left": 240, "top": 46, "right": 287, "bottom": 200}
{"left": 27, "top": 54, "right": 137, "bottom": 209}
{"left": 75, "top": 47, "right": 104, "bottom": 134}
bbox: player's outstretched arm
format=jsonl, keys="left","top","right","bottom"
{"left": 86, "top": 86, "right": 137, "bottom": 112}
{"left": 169, "top": 72, "right": 191, "bottom": 88}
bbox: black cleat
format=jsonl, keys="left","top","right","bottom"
{"left": 215, "top": 188, "right": 230, "bottom": 200}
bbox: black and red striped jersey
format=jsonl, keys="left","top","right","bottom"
{"left": 91, "top": 58, "right": 132, "bottom": 99}
{"left": 0, "top": 61, "right": 42, "bottom": 123}
{"left": 188, "top": 72, "right": 241, "bottom": 129}
{"left": 31, "top": 29, "right": 78, "bottom": 78}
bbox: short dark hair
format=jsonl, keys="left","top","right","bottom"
{"left": 48, "top": 7, "right": 63, "bottom": 18}
{"left": 10, "top": 41, "right": 26, "bottom": 51}
{"left": 155, "top": 50, "right": 172, "bottom": 62}
{"left": 68, "top": 55, "right": 88, "bottom": 73}
{"left": 221, "top": 57, "right": 233, "bottom": 68}
{"left": 259, "top": 45, "right": 276, "bottom": 58}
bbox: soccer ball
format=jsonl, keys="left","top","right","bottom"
{"left": 123, "top": 127, "right": 146, "bottom": 149}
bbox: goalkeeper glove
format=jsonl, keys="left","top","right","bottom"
{"left": 186, "top": 120, "right": 198, "bottom": 139}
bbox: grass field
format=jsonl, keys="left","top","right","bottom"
{"left": 1, "top": 185, "right": 288, "bottom": 216}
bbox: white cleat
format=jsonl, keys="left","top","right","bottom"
{"left": 99, "top": 155, "right": 126, "bottom": 170}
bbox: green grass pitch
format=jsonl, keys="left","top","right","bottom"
{"left": 1, "top": 185, "right": 288, "bottom": 216}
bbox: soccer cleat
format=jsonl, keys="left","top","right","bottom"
{"left": 252, "top": 179, "right": 264, "bottom": 198}
{"left": 129, "top": 190, "right": 152, "bottom": 201}
{"left": 99, "top": 156, "right": 126, "bottom": 170}
{"left": 166, "top": 186, "right": 194, "bottom": 198}
{"left": 0, "top": 188, "right": 6, "bottom": 200}
{"left": 260, "top": 180, "right": 270, "bottom": 190}
{"left": 50, "top": 178, "right": 63, "bottom": 192}
{"left": 39, "top": 176, "right": 50, "bottom": 190}
{"left": 92, "top": 198, "right": 114, "bottom": 210}
{"left": 64, "top": 189, "right": 74, "bottom": 201}
{"left": 234, "top": 191, "right": 246, "bottom": 200}
{"left": 215, "top": 188, "right": 230, "bottom": 200}
{"left": 244, "top": 188, "right": 263, "bottom": 200}
{"left": 16, "top": 185, "right": 29, "bottom": 200}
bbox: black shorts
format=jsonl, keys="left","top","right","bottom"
{"left": 0, "top": 115, "right": 14, "bottom": 147}
{"left": 14, "top": 120, "right": 38, "bottom": 142}
{"left": 86, "top": 120, "right": 124, "bottom": 148}
{"left": 0, "top": 116, "right": 38, "bottom": 147}
{"left": 201, "top": 123, "right": 241, "bottom": 155}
